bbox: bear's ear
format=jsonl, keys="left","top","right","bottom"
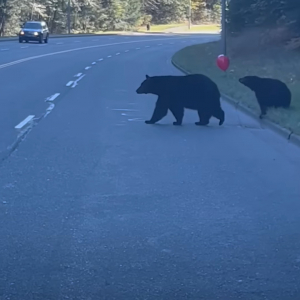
{"left": 146, "top": 75, "right": 150, "bottom": 79}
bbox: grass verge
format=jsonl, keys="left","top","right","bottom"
{"left": 180, "top": 24, "right": 220, "bottom": 32}
{"left": 137, "top": 24, "right": 220, "bottom": 33}
{"left": 137, "top": 24, "right": 185, "bottom": 32}
{"left": 172, "top": 41, "right": 300, "bottom": 135}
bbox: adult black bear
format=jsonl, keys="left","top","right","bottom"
{"left": 136, "top": 74, "right": 225, "bottom": 126}
{"left": 239, "top": 76, "right": 291, "bottom": 118}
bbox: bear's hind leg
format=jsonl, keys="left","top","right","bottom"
{"left": 212, "top": 107, "right": 225, "bottom": 126}
{"left": 195, "top": 110, "right": 211, "bottom": 126}
{"left": 145, "top": 99, "right": 168, "bottom": 124}
{"left": 169, "top": 105, "right": 184, "bottom": 126}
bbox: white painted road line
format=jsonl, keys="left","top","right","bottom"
{"left": 145, "top": 46, "right": 150, "bottom": 48}
{"left": 98, "top": 58, "right": 103, "bottom": 61}
{"left": 15, "top": 115, "right": 35, "bottom": 130}
{"left": 66, "top": 81, "right": 74, "bottom": 87}
{"left": 158, "top": 44, "right": 162, "bottom": 45}
{"left": 0, "top": 37, "right": 201, "bottom": 70}
{"left": 46, "top": 93, "right": 60, "bottom": 102}
{"left": 75, "top": 73, "right": 83, "bottom": 77}
{"left": 136, "top": 47, "right": 140, "bottom": 49}
{"left": 44, "top": 103, "right": 55, "bottom": 118}
{"left": 112, "top": 109, "right": 138, "bottom": 111}
{"left": 116, "top": 53, "right": 120, "bottom": 55}
{"left": 71, "top": 74, "right": 86, "bottom": 88}
{"left": 85, "top": 66, "right": 91, "bottom": 70}
{"left": 20, "top": 46, "right": 28, "bottom": 49}
{"left": 1, "top": 49, "right": 9, "bottom": 51}
{"left": 107, "top": 55, "right": 112, "bottom": 58}
{"left": 92, "top": 62, "right": 96, "bottom": 65}
{"left": 125, "top": 50, "right": 129, "bottom": 52}
{"left": 128, "top": 118, "right": 143, "bottom": 122}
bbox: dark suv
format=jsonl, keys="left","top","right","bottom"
{"left": 19, "top": 21, "right": 49, "bottom": 44}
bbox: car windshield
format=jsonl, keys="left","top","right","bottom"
{"left": 23, "top": 23, "right": 42, "bottom": 29}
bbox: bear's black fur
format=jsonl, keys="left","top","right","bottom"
{"left": 239, "top": 76, "right": 291, "bottom": 118}
{"left": 136, "top": 74, "right": 225, "bottom": 126}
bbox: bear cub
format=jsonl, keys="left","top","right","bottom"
{"left": 239, "top": 76, "right": 291, "bottom": 118}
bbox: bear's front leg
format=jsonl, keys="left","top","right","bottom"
{"left": 145, "top": 99, "right": 168, "bottom": 124}
{"left": 259, "top": 103, "right": 267, "bottom": 119}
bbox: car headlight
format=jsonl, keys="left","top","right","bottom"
{"left": 20, "top": 31, "right": 24, "bottom": 35}
{"left": 33, "top": 32, "right": 39, "bottom": 36}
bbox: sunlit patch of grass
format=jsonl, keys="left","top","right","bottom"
{"left": 137, "top": 24, "right": 185, "bottom": 32}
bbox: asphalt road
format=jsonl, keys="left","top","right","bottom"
{"left": 0, "top": 34, "right": 300, "bottom": 300}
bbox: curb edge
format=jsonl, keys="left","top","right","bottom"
{"left": 171, "top": 58, "right": 300, "bottom": 148}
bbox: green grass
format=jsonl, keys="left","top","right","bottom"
{"left": 172, "top": 40, "right": 300, "bottom": 135}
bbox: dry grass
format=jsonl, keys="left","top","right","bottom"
{"left": 137, "top": 24, "right": 185, "bottom": 32}
{"left": 185, "top": 24, "right": 220, "bottom": 32}
{"left": 172, "top": 35, "right": 300, "bottom": 135}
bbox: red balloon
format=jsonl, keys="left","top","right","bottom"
{"left": 216, "top": 54, "right": 230, "bottom": 71}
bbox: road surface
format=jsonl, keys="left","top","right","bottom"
{"left": 0, "top": 34, "right": 300, "bottom": 300}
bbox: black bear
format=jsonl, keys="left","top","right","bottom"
{"left": 136, "top": 74, "right": 225, "bottom": 126}
{"left": 239, "top": 76, "right": 292, "bottom": 118}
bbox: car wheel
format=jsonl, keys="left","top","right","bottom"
{"left": 19, "top": 38, "right": 23, "bottom": 43}
{"left": 39, "top": 36, "right": 43, "bottom": 44}
{"left": 44, "top": 35, "right": 48, "bottom": 43}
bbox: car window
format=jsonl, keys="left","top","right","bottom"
{"left": 23, "top": 23, "right": 42, "bottom": 30}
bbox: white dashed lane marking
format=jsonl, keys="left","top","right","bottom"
{"left": 85, "top": 66, "right": 91, "bottom": 70}
{"left": 1, "top": 49, "right": 9, "bottom": 51}
{"left": 112, "top": 109, "right": 138, "bottom": 111}
{"left": 15, "top": 115, "right": 35, "bottom": 130}
{"left": 107, "top": 55, "right": 112, "bottom": 58}
{"left": 71, "top": 74, "right": 86, "bottom": 88}
{"left": 116, "top": 53, "right": 120, "bottom": 55}
{"left": 75, "top": 73, "right": 83, "bottom": 77}
{"left": 98, "top": 58, "right": 103, "bottom": 61}
{"left": 0, "top": 36, "right": 195, "bottom": 70}
{"left": 66, "top": 81, "right": 74, "bottom": 87}
{"left": 46, "top": 93, "right": 60, "bottom": 102}
{"left": 92, "top": 62, "right": 96, "bottom": 65}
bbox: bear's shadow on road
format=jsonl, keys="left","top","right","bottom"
{"left": 146, "top": 122, "right": 225, "bottom": 131}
